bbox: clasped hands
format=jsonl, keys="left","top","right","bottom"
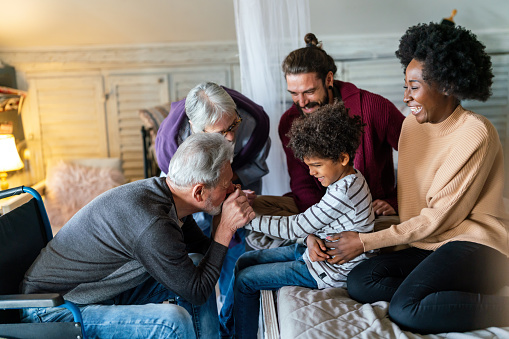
{"left": 220, "top": 185, "right": 256, "bottom": 232}
{"left": 306, "top": 232, "right": 364, "bottom": 265}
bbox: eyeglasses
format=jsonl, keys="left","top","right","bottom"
{"left": 204, "top": 110, "right": 242, "bottom": 137}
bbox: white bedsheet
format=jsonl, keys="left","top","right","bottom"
{"left": 277, "top": 286, "right": 509, "bottom": 339}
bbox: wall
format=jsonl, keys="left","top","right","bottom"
{"left": 0, "top": 1, "right": 508, "bottom": 48}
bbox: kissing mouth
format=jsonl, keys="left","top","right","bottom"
{"left": 410, "top": 106, "right": 422, "bottom": 115}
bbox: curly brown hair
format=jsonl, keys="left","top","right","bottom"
{"left": 287, "top": 100, "right": 364, "bottom": 166}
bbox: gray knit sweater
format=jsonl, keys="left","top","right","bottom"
{"left": 22, "top": 177, "right": 227, "bottom": 305}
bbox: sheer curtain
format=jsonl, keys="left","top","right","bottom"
{"left": 234, "top": 0, "right": 310, "bottom": 196}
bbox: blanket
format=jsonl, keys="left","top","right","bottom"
{"left": 277, "top": 286, "right": 509, "bottom": 339}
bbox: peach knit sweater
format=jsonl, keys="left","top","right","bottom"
{"left": 360, "top": 105, "right": 509, "bottom": 257}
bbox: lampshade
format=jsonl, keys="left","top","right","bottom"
{"left": 0, "top": 134, "right": 24, "bottom": 172}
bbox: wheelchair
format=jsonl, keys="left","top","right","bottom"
{"left": 0, "top": 186, "right": 86, "bottom": 339}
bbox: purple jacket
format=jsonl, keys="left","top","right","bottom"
{"left": 155, "top": 87, "right": 270, "bottom": 175}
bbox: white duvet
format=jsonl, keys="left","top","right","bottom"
{"left": 276, "top": 286, "right": 509, "bottom": 339}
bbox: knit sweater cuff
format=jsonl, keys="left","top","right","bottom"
{"left": 208, "top": 240, "right": 229, "bottom": 264}
{"left": 359, "top": 230, "right": 399, "bottom": 252}
{"left": 359, "top": 234, "right": 367, "bottom": 252}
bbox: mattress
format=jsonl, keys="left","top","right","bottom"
{"left": 276, "top": 286, "right": 509, "bottom": 339}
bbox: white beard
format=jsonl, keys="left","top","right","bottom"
{"left": 204, "top": 197, "right": 223, "bottom": 216}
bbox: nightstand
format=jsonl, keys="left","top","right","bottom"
{"left": 0, "top": 171, "right": 45, "bottom": 215}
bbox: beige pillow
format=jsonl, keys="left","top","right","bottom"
{"left": 44, "top": 160, "right": 126, "bottom": 233}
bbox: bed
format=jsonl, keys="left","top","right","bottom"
{"left": 259, "top": 200, "right": 509, "bottom": 339}
{"left": 268, "top": 286, "right": 509, "bottom": 339}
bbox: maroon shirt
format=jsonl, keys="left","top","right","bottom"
{"left": 279, "top": 80, "right": 404, "bottom": 213}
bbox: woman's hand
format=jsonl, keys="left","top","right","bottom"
{"left": 324, "top": 231, "right": 364, "bottom": 265}
{"left": 306, "top": 234, "right": 330, "bottom": 262}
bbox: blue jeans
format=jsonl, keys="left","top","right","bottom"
{"left": 22, "top": 254, "right": 219, "bottom": 339}
{"left": 220, "top": 243, "right": 317, "bottom": 339}
{"left": 347, "top": 241, "right": 509, "bottom": 334}
{"left": 190, "top": 173, "right": 258, "bottom": 301}
{"left": 194, "top": 212, "right": 246, "bottom": 300}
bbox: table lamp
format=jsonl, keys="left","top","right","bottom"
{"left": 0, "top": 134, "right": 24, "bottom": 190}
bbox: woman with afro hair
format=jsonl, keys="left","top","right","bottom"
{"left": 320, "top": 22, "right": 509, "bottom": 333}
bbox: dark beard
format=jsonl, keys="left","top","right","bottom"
{"left": 295, "top": 90, "right": 330, "bottom": 116}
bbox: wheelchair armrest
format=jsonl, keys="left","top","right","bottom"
{"left": 0, "top": 293, "right": 64, "bottom": 309}
{"left": 0, "top": 294, "right": 86, "bottom": 338}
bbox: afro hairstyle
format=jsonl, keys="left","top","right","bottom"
{"left": 287, "top": 100, "right": 364, "bottom": 166}
{"left": 396, "top": 22, "right": 493, "bottom": 101}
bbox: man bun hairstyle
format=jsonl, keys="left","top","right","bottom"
{"left": 288, "top": 100, "right": 364, "bottom": 166}
{"left": 282, "top": 33, "right": 337, "bottom": 82}
{"left": 304, "top": 32, "right": 322, "bottom": 48}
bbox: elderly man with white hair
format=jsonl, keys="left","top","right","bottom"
{"left": 22, "top": 133, "right": 255, "bottom": 339}
{"left": 155, "top": 81, "right": 271, "bottom": 302}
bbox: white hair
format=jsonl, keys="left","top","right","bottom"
{"left": 185, "top": 82, "right": 237, "bottom": 133}
{"left": 167, "top": 133, "right": 233, "bottom": 188}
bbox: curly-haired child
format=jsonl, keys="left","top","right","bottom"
{"left": 225, "top": 100, "right": 376, "bottom": 338}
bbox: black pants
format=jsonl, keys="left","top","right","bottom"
{"left": 347, "top": 241, "right": 509, "bottom": 334}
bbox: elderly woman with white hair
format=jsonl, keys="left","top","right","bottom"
{"left": 155, "top": 81, "right": 271, "bottom": 303}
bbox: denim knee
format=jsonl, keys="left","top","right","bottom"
{"left": 158, "top": 304, "right": 196, "bottom": 338}
{"left": 234, "top": 250, "right": 255, "bottom": 274}
{"left": 233, "top": 266, "right": 258, "bottom": 296}
{"left": 233, "top": 269, "right": 247, "bottom": 294}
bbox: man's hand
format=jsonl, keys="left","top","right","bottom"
{"left": 323, "top": 231, "right": 364, "bottom": 265}
{"left": 306, "top": 234, "right": 329, "bottom": 262}
{"left": 214, "top": 186, "right": 255, "bottom": 246}
{"left": 372, "top": 199, "right": 396, "bottom": 216}
{"left": 243, "top": 190, "right": 257, "bottom": 206}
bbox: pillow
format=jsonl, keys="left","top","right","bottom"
{"left": 139, "top": 103, "right": 171, "bottom": 174}
{"left": 138, "top": 103, "right": 171, "bottom": 136}
{"left": 70, "top": 157, "right": 122, "bottom": 171}
{"left": 44, "top": 160, "right": 126, "bottom": 233}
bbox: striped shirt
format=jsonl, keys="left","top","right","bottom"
{"left": 246, "top": 170, "right": 375, "bottom": 289}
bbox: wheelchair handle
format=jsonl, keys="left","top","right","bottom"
{"left": 0, "top": 186, "right": 26, "bottom": 199}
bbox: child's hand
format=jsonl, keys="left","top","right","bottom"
{"left": 220, "top": 187, "right": 255, "bottom": 233}
{"left": 242, "top": 189, "right": 257, "bottom": 206}
{"left": 306, "top": 234, "right": 330, "bottom": 262}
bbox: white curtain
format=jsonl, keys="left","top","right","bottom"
{"left": 234, "top": 0, "right": 310, "bottom": 196}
